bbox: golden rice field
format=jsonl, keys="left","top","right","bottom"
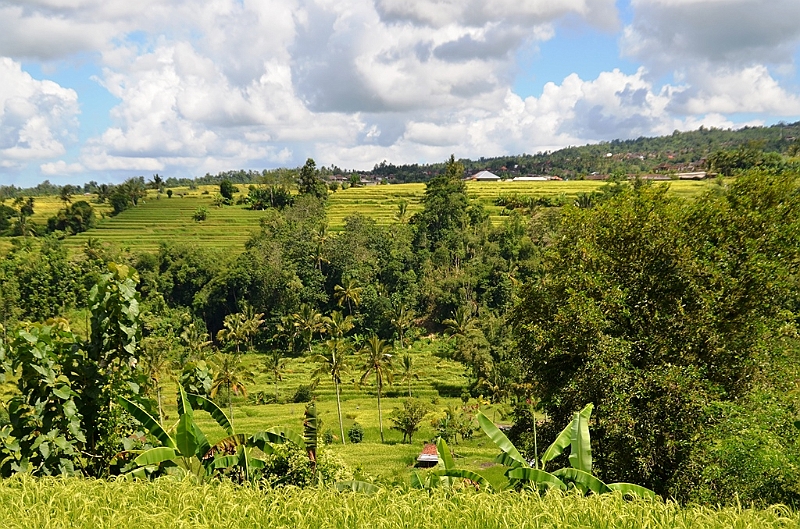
{"left": 0, "top": 475, "right": 796, "bottom": 529}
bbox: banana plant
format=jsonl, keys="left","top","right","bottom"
{"left": 117, "top": 385, "right": 299, "bottom": 482}
{"left": 478, "top": 404, "right": 656, "bottom": 499}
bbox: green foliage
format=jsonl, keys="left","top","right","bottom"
{"left": 192, "top": 207, "right": 208, "bottom": 221}
{"left": 47, "top": 200, "right": 96, "bottom": 235}
{"left": 0, "top": 320, "right": 85, "bottom": 476}
{"left": 389, "top": 398, "right": 429, "bottom": 443}
{"left": 219, "top": 180, "right": 236, "bottom": 203}
{"left": 513, "top": 172, "right": 800, "bottom": 496}
{"left": 347, "top": 423, "right": 364, "bottom": 444}
{"left": 297, "top": 158, "right": 328, "bottom": 201}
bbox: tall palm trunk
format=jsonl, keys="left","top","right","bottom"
{"left": 156, "top": 385, "right": 163, "bottom": 424}
{"left": 335, "top": 379, "right": 345, "bottom": 444}
{"left": 228, "top": 381, "right": 234, "bottom": 429}
{"left": 377, "top": 372, "right": 384, "bottom": 443}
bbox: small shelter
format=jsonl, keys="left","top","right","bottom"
{"left": 472, "top": 170, "right": 501, "bottom": 181}
{"left": 416, "top": 443, "right": 439, "bottom": 467}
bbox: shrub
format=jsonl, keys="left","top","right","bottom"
{"left": 292, "top": 383, "right": 317, "bottom": 403}
{"left": 192, "top": 207, "right": 208, "bottom": 221}
{"left": 347, "top": 423, "right": 364, "bottom": 444}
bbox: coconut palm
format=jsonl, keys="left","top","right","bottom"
{"left": 292, "top": 304, "right": 325, "bottom": 353}
{"left": 334, "top": 278, "right": 362, "bottom": 315}
{"left": 396, "top": 353, "right": 421, "bottom": 397}
{"left": 311, "top": 337, "right": 351, "bottom": 443}
{"left": 263, "top": 349, "right": 287, "bottom": 400}
{"left": 388, "top": 303, "right": 414, "bottom": 348}
{"left": 360, "top": 335, "right": 394, "bottom": 443}
{"left": 180, "top": 321, "right": 211, "bottom": 362}
{"left": 210, "top": 352, "right": 254, "bottom": 428}
{"left": 323, "top": 310, "right": 354, "bottom": 339}
{"left": 442, "top": 305, "right": 475, "bottom": 337}
{"left": 141, "top": 335, "right": 173, "bottom": 424}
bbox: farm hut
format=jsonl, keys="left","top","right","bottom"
{"left": 472, "top": 170, "right": 501, "bottom": 181}
{"left": 416, "top": 443, "right": 439, "bottom": 467}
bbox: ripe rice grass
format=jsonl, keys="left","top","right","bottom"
{"left": 0, "top": 475, "right": 796, "bottom": 529}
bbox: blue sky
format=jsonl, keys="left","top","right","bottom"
{"left": 2, "top": 0, "right": 800, "bottom": 188}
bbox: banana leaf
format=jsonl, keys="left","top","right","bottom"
{"left": 175, "top": 413, "right": 198, "bottom": 458}
{"left": 186, "top": 392, "right": 233, "bottom": 435}
{"left": 568, "top": 408, "right": 592, "bottom": 473}
{"left": 133, "top": 446, "right": 178, "bottom": 467}
{"left": 177, "top": 385, "right": 194, "bottom": 420}
{"left": 434, "top": 469, "right": 494, "bottom": 492}
{"left": 266, "top": 427, "right": 305, "bottom": 448}
{"left": 335, "top": 480, "right": 381, "bottom": 494}
{"left": 494, "top": 451, "right": 525, "bottom": 468}
{"left": 506, "top": 467, "right": 567, "bottom": 490}
{"left": 553, "top": 467, "right": 610, "bottom": 494}
{"left": 477, "top": 412, "right": 527, "bottom": 467}
{"left": 118, "top": 396, "right": 175, "bottom": 450}
{"left": 410, "top": 471, "right": 427, "bottom": 489}
{"left": 607, "top": 482, "right": 657, "bottom": 500}
{"left": 436, "top": 437, "right": 455, "bottom": 470}
{"left": 540, "top": 403, "right": 593, "bottom": 469}
{"left": 250, "top": 430, "right": 295, "bottom": 453}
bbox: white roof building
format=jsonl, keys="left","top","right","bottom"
{"left": 472, "top": 170, "right": 501, "bottom": 181}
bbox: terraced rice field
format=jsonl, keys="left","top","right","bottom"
{"left": 5, "top": 179, "right": 716, "bottom": 255}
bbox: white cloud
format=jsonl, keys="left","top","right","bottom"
{"left": 0, "top": 57, "right": 79, "bottom": 168}
{"left": 623, "top": 0, "right": 800, "bottom": 69}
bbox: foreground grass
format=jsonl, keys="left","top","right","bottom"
{"left": 0, "top": 476, "right": 796, "bottom": 529}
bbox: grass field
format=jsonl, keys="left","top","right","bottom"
{"left": 1, "top": 475, "right": 797, "bottom": 529}
{"left": 0, "top": 178, "right": 717, "bottom": 256}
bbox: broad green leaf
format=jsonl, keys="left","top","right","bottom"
{"left": 541, "top": 403, "right": 593, "bottom": 469}
{"left": 52, "top": 385, "right": 72, "bottom": 400}
{"left": 506, "top": 467, "right": 567, "bottom": 490}
{"left": 607, "top": 482, "right": 657, "bottom": 500}
{"left": 186, "top": 391, "right": 232, "bottom": 435}
{"left": 569, "top": 407, "right": 592, "bottom": 473}
{"left": 177, "top": 386, "right": 193, "bottom": 420}
{"left": 436, "top": 437, "right": 455, "bottom": 470}
{"left": 410, "top": 471, "right": 427, "bottom": 489}
{"left": 210, "top": 454, "right": 240, "bottom": 470}
{"left": 133, "top": 446, "right": 178, "bottom": 467}
{"left": 494, "top": 451, "right": 525, "bottom": 468}
{"left": 118, "top": 396, "right": 175, "bottom": 449}
{"left": 335, "top": 480, "right": 381, "bottom": 494}
{"left": 434, "top": 469, "right": 494, "bottom": 492}
{"left": 265, "top": 427, "right": 305, "bottom": 448}
{"left": 175, "top": 413, "right": 198, "bottom": 458}
{"left": 477, "top": 412, "right": 527, "bottom": 467}
{"left": 553, "top": 467, "right": 610, "bottom": 494}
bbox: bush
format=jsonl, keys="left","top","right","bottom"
{"left": 347, "top": 423, "right": 364, "bottom": 444}
{"left": 292, "top": 383, "right": 317, "bottom": 403}
{"left": 255, "top": 442, "right": 351, "bottom": 487}
{"left": 192, "top": 207, "right": 208, "bottom": 221}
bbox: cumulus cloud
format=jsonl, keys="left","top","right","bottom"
{"left": 0, "top": 57, "right": 79, "bottom": 168}
{"left": 623, "top": 0, "right": 800, "bottom": 69}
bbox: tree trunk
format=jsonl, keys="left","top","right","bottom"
{"left": 157, "top": 384, "right": 163, "bottom": 424}
{"left": 335, "top": 380, "right": 345, "bottom": 444}
{"left": 377, "top": 372, "right": 384, "bottom": 443}
{"left": 228, "top": 381, "right": 234, "bottom": 429}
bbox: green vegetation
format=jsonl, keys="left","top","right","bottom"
{"left": 2, "top": 146, "right": 800, "bottom": 524}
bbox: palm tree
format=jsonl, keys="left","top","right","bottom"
{"left": 396, "top": 353, "right": 421, "bottom": 397}
{"left": 388, "top": 302, "right": 414, "bottom": 348}
{"left": 241, "top": 304, "right": 265, "bottom": 350}
{"left": 334, "top": 278, "right": 362, "bottom": 315}
{"left": 311, "top": 337, "right": 351, "bottom": 443}
{"left": 442, "top": 305, "right": 475, "bottom": 337}
{"left": 210, "top": 352, "right": 254, "bottom": 428}
{"left": 59, "top": 185, "right": 74, "bottom": 208}
{"left": 394, "top": 199, "right": 409, "bottom": 223}
{"left": 312, "top": 225, "right": 330, "bottom": 272}
{"left": 180, "top": 322, "right": 211, "bottom": 362}
{"left": 360, "top": 335, "right": 394, "bottom": 443}
{"left": 292, "top": 304, "right": 325, "bottom": 353}
{"left": 141, "top": 336, "right": 173, "bottom": 424}
{"left": 323, "top": 310, "right": 354, "bottom": 339}
{"left": 216, "top": 312, "right": 248, "bottom": 354}
{"left": 264, "top": 349, "right": 287, "bottom": 400}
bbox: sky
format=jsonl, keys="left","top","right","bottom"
{"left": 2, "top": 0, "right": 800, "bottom": 187}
